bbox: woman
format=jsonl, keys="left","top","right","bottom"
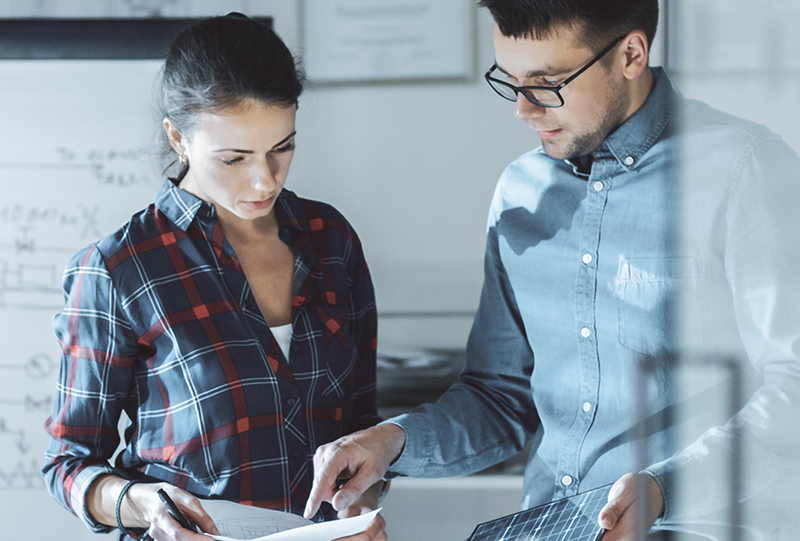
{"left": 42, "top": 13, "right": 386, "bottom": 541}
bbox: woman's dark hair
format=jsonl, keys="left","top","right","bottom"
{"left": 478, "top": 0, "right": 658, "bottom": 54}
{"left": 157, "top": 13, "right": 304, "bottom": 167}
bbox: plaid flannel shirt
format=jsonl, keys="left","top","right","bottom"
{"left": 43, "top": 180, "right": 380, "bottom": 534}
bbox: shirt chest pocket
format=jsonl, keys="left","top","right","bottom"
{"left": 314, "top": 305, "right": 357, "bottom": 400}
{"left": 615, "top": 257, "right": 707, "bottom": 357}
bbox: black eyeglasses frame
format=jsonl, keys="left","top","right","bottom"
{"left": 484, "top": 35, "right": 627, "bottom": 108}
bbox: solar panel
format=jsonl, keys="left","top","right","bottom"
{"left": 467, "top": 484, "right": 612, "bottom": 541}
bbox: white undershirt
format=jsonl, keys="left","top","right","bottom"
{"left": 271, "top": 323, "right": 292, "bottom": 362}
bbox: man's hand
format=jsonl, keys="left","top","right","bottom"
{"left": 334, "top": 515, "right": 387, "bottom": 541}
{"left": 337, "top": 481, "right": 383, "bottom": 519}
{"left": 304, "top": 424, "right": 406, "bottom": 519}
{"left": 598, "top": 473, "right": 664, "bottom": 541}
{"left": 332, "top": 482, "right": 388, "bottom": 541}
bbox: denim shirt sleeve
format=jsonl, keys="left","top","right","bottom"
{"left": 388, "top": 224, "right": 539, "bottom": 477}
{"left": 644, "top": 136, "right": 800, "bottom": 521}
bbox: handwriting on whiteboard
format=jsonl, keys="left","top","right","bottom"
{"left": 0, "top": 146, "right": 158, "bottom": 493}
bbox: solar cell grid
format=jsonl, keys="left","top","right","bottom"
{"left": 466, "top": 484, "right": 613, "bottom": 541}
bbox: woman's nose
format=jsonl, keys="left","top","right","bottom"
{"left": 249, "top": 162, "right": 274, "bottom": 191}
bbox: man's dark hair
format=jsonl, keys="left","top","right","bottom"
{"left": 478, "top": 0, "right": 659, "bottom": 53}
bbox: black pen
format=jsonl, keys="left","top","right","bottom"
{"left": 157, "top": 488, "right": 196, "bottom": 532}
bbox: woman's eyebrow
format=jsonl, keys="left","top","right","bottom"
{"left": 213, "top": 131, "right": 297, "bottom": 153}
{"left": 272, "top": 131, "right": 297, "bottom": 148}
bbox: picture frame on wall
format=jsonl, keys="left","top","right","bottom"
{"left": 301, "top": 0, "right": 474, "bottom": 83}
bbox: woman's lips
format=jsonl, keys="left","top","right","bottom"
{"left": 243, "top": 196, "right": 275, "bottom": 210}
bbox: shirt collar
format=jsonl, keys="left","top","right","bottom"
{"left": 595, "top": 67, "right": 682, "bottom": 170}
{"left": 154, "top": 179, "right": 207, "bottom": 231}
{"left": 154, "top": 178, "right": 311, "bottom": 236}
{"left": 273, "top": 189, "right": 312, "bottom": 235}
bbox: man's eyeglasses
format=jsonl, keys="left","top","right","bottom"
{"left": 484, "top": 36, "right": 626, "bottom": 108}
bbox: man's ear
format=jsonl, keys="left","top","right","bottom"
{"left": 163, "top": 118, "right": 186, "bottom": 155}
{"left": 619, "top": 30, "right": 650, "bottom": 80}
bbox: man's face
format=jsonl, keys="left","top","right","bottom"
{"left": 492, "top": 23, "right": 632, "bottom": 160}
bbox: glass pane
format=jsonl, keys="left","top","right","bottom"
{"left": 487, "top": 79, "right": 517, "bottom": 101}
{"left": 525, "top": 89, "right": 561, "bottom": 106}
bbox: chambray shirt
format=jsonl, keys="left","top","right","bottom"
{"left": 389, "top": 69, "right": 800, "bottom": 538}
{"left": 43, "top": 180, "right": 379, "bottom": 535}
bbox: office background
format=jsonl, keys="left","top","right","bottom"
{"left": 0, "top": 1, "right": 798, "bottom": 539}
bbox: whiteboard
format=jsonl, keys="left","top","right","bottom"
{"left": 0, "top": 59, "right": 162, "bottom": 540}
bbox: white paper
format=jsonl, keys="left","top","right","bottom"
{"left": 201, "top": 499, "right": 380, "bottom": 541}
{"left": 201, "top": 500, "right": 313, "bottom": 539}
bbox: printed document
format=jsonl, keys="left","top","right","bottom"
{"left": 200, "top": 499, "right": 380, "bottom": 541}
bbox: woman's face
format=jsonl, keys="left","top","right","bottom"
{"left": 167, "top": 100, "right": 297, "bottom": 222}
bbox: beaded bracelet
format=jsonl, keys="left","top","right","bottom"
{"left": 115, "top": 479, "right": 144, "bottom": 538}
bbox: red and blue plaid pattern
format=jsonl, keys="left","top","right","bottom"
{"left": 43, "top": 180, "right": 379, "bottom": 534}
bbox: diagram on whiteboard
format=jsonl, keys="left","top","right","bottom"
{"left": 0, "top": 352, "right": 57, "bottom": 488}
{"left": 0, "top": 58, "right": 166, "bottom": 494}
{"left": 0, "top": 142, "right": 158, "bottom": 490}
{"left": 0, "top": 145, "right": 157, "bottom": 310}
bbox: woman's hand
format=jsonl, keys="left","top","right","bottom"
{"left": 129, "top": 482, "right": 219, "bottom": 540}
{"left": 87, "top": 475, "right": 219, "bottom": 540}
{"left": 333, "top": 481, "right": 387, "bottom": 541}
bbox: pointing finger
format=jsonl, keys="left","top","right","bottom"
{"left": 305, "top": 446, "right": 347, "bottom": 518}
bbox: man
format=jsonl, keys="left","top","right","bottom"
{"left": 305, "top": 1, "right": 800, "bottom": 539}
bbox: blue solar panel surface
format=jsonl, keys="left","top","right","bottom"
{"left": 467, "top": 484, "right": 613, "bottom": 541}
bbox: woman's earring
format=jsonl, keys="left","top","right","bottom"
{"left": 179, "top": 154, "right": 189, "bottom": 166}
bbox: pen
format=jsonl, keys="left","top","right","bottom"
{"left": 157, "top": 488, "right": 196, "bottom": 532}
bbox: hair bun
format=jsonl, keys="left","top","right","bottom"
{"left": 225, "top": 12, "right": 249, "bottom": 19}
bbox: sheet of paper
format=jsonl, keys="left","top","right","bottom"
{"left": 200, "top": 500, "right": 313, "bottom": 539}
{"left": 200, "top": 499, "right": 380, "bottom": 541}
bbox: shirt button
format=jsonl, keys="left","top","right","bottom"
{"left": 582, "top": 253, "right": 593, "bottom": 264}
{"left": 582, "top": 402, "right": 592, "bottom": 413}
{"left": 580, "top": 327, "right": 591, "bottom": 338}
{"left": 292, "top": 344, "right": 299, "bottom": 352}
{"left": 624, "top": 156, "right": 635, "bottom": 166}
{"left": 293, "top": 449, "right": 302, "bottom": 458}
{"left": 287, "top": 398, "right": 296, "bottom": 406}
{"left": 593, "top": 181, "right": 604, "bottom": 192}
{"left": 561, "top": 475, "right": 574, "bottom": 486}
